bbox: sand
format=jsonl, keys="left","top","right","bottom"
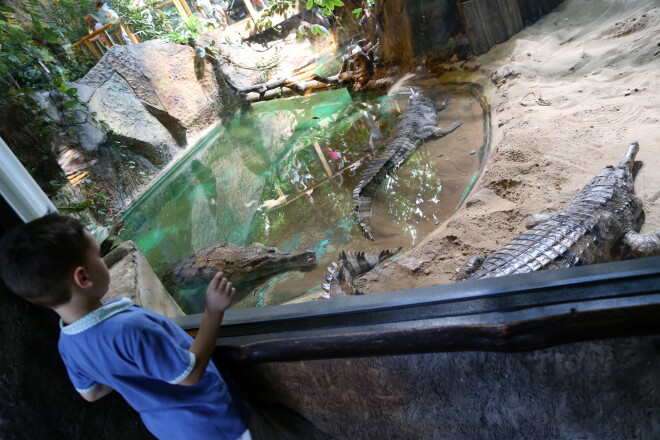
{"left": 353, "top": 0, "right": 660, "bottom": 295}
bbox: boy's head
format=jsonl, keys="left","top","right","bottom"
{"left": 96, "top": 1, "right": 107, "bottom": 11}
{"left": 0, "top": 213, "right": 94, "bottom": 307}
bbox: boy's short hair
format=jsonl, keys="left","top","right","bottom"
{"left": 96, "top": 1, "right": 106, "bottom": 8}
{"left": 0, "top": 213, "right": 88, "bottom": 307}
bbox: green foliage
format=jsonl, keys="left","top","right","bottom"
{"left": 253, "top": 0, "right": 345, "bottom": 33}
{"left": 113, "top": 0, "right": 172, "bottom": 41}
{"left": 161, "top": 13, "right": 213, "bottom": 44}
{"left": 56, "top": 181, "right": 112, "bottom": 220}
{"left": 39, "top": 0, "right": 96, "bottom": 44}
{"left": 305, "top": 0, "right": 344, "bottom": 16}
{"left": 0, "top": 21, "right": 52, "bottom": 79}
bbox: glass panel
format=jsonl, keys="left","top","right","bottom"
{"left": 120, "top": 80, "right": 486, "bottom": 313}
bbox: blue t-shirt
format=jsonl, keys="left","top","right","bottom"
{"left": 58, "top": 298, "right": 247, "bottom": 440}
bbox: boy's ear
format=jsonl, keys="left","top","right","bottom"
{"left": 72, "top": 266, "right": 91, "bottom": 289}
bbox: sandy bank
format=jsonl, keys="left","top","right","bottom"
{"left": 356, "top": 0, "right": 660, "bottom": 294}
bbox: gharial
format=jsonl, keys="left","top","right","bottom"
{"left": 353, "top": 87, "right": 461, "bottom": 240}
{"left": 321, "top": 247, "right": 401, "bottom": 298}
{"left": 459, "top": 141, "right": 660, "bottom": 281}
{"left": 168, "top": 242, "right": 316, "bottom": 289}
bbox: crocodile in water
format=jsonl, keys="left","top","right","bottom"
{"left": 169, "top": 242, "right": 316, "bottom": 288}
{"left": 353, "top": 87, "right": 461, "bottom": 240}
{"left": 320, "top": 247, "right": 401, "bottom": 298}
{"left": 460, "top": 141, "right": 660, "bottom": 280}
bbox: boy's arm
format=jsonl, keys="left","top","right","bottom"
{"left": 179, "top": 272, "right": 235, "bottom": 386}
{"left": 80, "top": 384, "right": 114, "bottom": 402}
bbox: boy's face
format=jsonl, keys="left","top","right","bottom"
{"left": 82, "top": 230, "right": 110, "bottom": 299}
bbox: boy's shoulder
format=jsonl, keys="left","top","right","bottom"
{"left": 62, "top": 298, "right": 168, "bottom": 338}
{"left": 104, "top": 298, "right": 170, "bottom": 328}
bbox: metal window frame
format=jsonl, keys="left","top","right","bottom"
{"left": 174, "top": 255, "right": 660, "bottom": 362}
{"left": 0, "top": 137, "right": 57, "bottom": 222}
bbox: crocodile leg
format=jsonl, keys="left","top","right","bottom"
{"left": 457, "top": 254, "right": 485, "bottom": 280}
{"left": 435, "top": 99, "right": 448, "bottom": 112}
{"left": 416, "top": 121, "right": 462, "bottom": 139}
{"left": 429, "top": 121, "right": 462, "bottom": 138}
{"left": 624, "top": 230, "right": 660, "bottom": 257}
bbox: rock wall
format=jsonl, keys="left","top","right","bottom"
{"left": 79, "top": 40, "right": 227, "bottom": 151}
{"left": 224, "top": 335, "right": 660, "bottom": 439}
{"left": 22, "top": 39, "right": 241, "bottom": 219}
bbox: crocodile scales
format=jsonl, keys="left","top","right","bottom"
{"left": 353, "top": 87, "right": 461, "bottom": 240}
{"left": 460, "top": 141, "right": 660, "bottom": 280}
{"left": 168, "top": 242, "right": 316, "bottom": 288}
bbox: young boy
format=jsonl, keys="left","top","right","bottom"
{"left": 0, "top": 213, "right": 250, "bottom": 440}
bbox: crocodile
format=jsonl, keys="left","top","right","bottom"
{"left": 169, "top": 242, "right": 316, "bottom": 289}
{"left": 460, "top": 141, "right": 660, "bottom": 281}
{"left": 353, "top": 87, "right": 462, "bottom": 240}
{"left": 320, "top": 247, "right": 401, "bottom": 298}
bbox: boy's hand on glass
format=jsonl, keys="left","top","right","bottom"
{"left": 206, "top": 272, "right": 235, "bottom": 313}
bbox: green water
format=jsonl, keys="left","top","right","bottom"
{"left": 121, "top": 81, "right": 487, "bottom": 312}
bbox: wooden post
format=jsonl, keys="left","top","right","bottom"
{"left": 121, "top": 23, "right": 141, "bottom": 44}
{"left": 313, "top": 141, "right": 334, "bottom": 177}
{"left": 85, "top": 40, "right": 101, "bottom": 60}
{"left": 172, "top": 0, "right": 192, "bottom": 17}
{"left": 171, "top": 0, "right": 188, "bottom": 18}
{"left": 243, "top": 0, "right": 259, "bottom": 21}
{"left": 100, "top": 31, "right": 114, "bottom": 47}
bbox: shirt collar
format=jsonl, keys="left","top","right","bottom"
{"left": 60, "top": 297, "right": 133, "bottom": 335}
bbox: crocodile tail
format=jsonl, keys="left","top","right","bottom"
{"left": 354, "top": 195, "right": 375, "bottom": 240}
{"left": 353, "top": 148, "right": 404, "bottom": 240}
{"left": 618, "top": 141, "right": 639, "bottom": 172}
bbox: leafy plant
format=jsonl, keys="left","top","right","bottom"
{"left": 162, "top": 13, "right": 211, "bottom": 44}
{"left": 113, "top": 0, "right": 172, "bottom": 41}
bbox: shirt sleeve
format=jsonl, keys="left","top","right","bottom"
{"left": 133, "top": 322, "right": 196, "bottom": 384}
{"left": 59, "top": 345, "right": 99, "bottom": 394}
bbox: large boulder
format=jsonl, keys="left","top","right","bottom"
{"left": 79, "top": 40, "right": 224, "bottom": 147}
{"left": 31, "top": 86, "right": 107, "bottom": 153}
{"left": 85, "top": 72, "right": 177, "bottom": 166}
{"left": 104, "top": 240, "right": 184, "bottom": 318}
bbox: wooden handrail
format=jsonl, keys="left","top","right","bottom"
{"left": 74, "top": 20, "right": 139, "bottom": 60}
{"left": 74, "top": 22, "right": 114, "bottom": 49}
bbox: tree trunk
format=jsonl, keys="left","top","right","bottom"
{"left": 374, "top": 0, "right": 415, "bottom": 67}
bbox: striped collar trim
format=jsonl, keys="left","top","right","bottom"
{"left": 60, "top": 297, "right": 133, "bottom": 335}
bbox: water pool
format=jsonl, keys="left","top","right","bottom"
{"left": 120, "top": 79, "right": 488, "bottom": 312}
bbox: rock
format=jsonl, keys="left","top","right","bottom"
{"left": 31, "top": 89, "right": 107, "bottom": 152}
{"left": 79, "top": 40, "right": 224, "bottom": 145}
{"left": 104, "top": 240, "right": 184, "bottom": 318}
{"left": 88, "top": 72, "right": 178, "bottom": 166}
{"left": 491, "top": 66, "right": 519, "bottom": 86}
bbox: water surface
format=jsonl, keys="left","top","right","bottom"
{"left": 121, "top": 80, "right": 487, "bottom": 312}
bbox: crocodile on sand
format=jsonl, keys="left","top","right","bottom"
{"left": 460, "top": 141, "right": 660, "bottom": 280}
{"left": 320, "top": 247, "right": 401, "bottom": 298}
{"left": 353, "top": 87, "right": 461, "bottom": 240}
{"left": 169, "top": 242, "right": 316, "bottom": 289}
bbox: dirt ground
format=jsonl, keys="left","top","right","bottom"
{"left": 353, "top": 0, "right": 660, "bottom": 295}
